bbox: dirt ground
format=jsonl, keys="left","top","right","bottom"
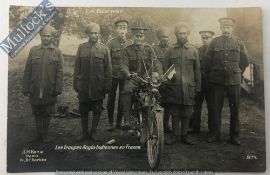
{"left": 7, "top": 54, "right": 266, "bottom": 173}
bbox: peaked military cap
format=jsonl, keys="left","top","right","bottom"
{"left": 199, "top": 30, "right": 215, "bottom": 37}
{"left": 114, "top": 17, "right": 129, "bottom": 26}
{"left": 218, "top": 17, "right": 236, "bottom": 26}
{"left": 131, "top": 22, "right": 148, "bottom": 34}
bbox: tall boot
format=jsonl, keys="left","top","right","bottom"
{"left": 166, "top": 116, "right": 179, "bottom": 145}
{"left": 116, "top": 98, "right": 123, "bottom": 129}
{"left": 77, "top": 114, "right": 89, "bottom": 141}
{"left": 181, "top": 118, "right": 195, "bottom": 145}
{"left": 107, "top": 91, "right": 115, "bottom": 131}
{"left": 191, "top": 111, "right": 201, "bottom": 133}
{"left": 90, "top": 113, "right": 101, "bottom": 141}
{"left": 163, "top": 110, "right": 171, "bottom": 133}
{"left": 42, "top": 114, "right": 52, "bottom": 143}
{"left": 121, "top": 94, "right": 132, "bottom": 130}
{"left": 34, "top": 115, "right": 43, "bottom": 141}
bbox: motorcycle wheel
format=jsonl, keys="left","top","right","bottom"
{"left": 147, "top": 106, "right": 164, "bottom": 169}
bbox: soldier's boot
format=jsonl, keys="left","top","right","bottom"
{"left": 115, "top": 117, "right": 122, "bottom": 129}
{"left": 230, "top": 112, "right": 241, "bottom": 145}
{"left": 165, "top": 116, "right": 179, "bottom": 145}
{"left": 207, "top": 134, "right": 221, "bottom": 143}
{"left": 42, "top": 114, "right": 52, "bottom": 143}
{"left": 181, "top": 118, "right": 195, "bottom": 145}
{"left": 107, "top": 99, "right": 115, "bottom": 132}
{"left": 190, "top": 111, "right": 201, "bottom": 133}
{"left": 76, "top": 114, "right": 89, "bottom": 142}
{"left": 207, "top": 109, "right": 214, "bottom": 135}
{"left": 181, "top": 135, "right": 195, "bottom": 145}
{"left": 90, "top": 113, "right": 101, "bottom": 142}
{"left": 230, "top": 137, "right": 241, "bottom": 145}
{"left": 207, "top": 131, "right": 221, "bottom": 143}
{"left": 188, "top": 118, "right": 193, "bottom": 129}
{"left": 34, "top": 115, "right": 43, "bottom": 142}
{"left": 115, "top": 95, "right": 123, "bottom": 129}
{"left": 107, "top": 122, "right": 114, "bottom": 132}
{"left": 207, "top": 114, "right": 221, "bottom": 143}
{"left": 163, "top": 113, "right": 171, "bottom": 133}
{"left": 121, "top": 94, "right": 132, "bottom": 130}
{"left": 116, "top": 111, "right": 123, "bottom": 129}
{"left": 230, "top": 130, "right": 241, "bottom": 145}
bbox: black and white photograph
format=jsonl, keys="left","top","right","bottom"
{"left": 2, "top": 2, "right": 267, "bottom": 174}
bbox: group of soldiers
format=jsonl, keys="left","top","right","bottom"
{"left": 22, "top": 16, "right": 249, "bottom": 146}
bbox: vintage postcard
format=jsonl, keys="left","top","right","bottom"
{"left": 3, "top": 0, "right": 267, "bottom": 174}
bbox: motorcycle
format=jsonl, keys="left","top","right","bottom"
{"left": 129, "top": 64, "right": 175, "bottom": 169}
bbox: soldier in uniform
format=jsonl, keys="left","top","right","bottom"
{"left": 153, "top": 27, "right": 170, "bottom": 70}
{"left": 106, "top": 18, "right": 132, "bottom": 131}
{"left": 190, "top": 30, "right": 215, "bottom": 134}
{"left": 120, "top": 24, "right": 163, "bottom": 132}
{"left": 73, "top": 22, "right": 112, "bottom": 141}
{"left": 22, "top": 25, "right": 64, "bottom": 142}
{"left": 205, "top": 18, "right": 249, "bottom": 145}
{"left": 163, "top": 22, "right": 201, "bottom": 145}
{"left": 153, "top": 27, "right": 172, "bottom": 133}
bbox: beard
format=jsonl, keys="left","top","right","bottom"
{"left": 118, "top": 32, "right": 126, "bottom": 37}
{"left": 134, "top": 40, "right": 143, "bottom": 45}
{"left": 89, "top": 37, "right": 98, "bottom": 43}
{"left": 222, "top": 32, "right": 232, "bottom": 38}
{"left": 160, "top": 40, "right": 169, "bottom": 46}
{"left": 177, "top": 37, "right": 188, "bottom": 44}
{"left": 41, "top": 40, "right": 51, "bottom": 46}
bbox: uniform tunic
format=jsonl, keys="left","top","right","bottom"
{"left": 73, "top": 41, "right": 112, "bottom": 102}
{"left": 205, "top": 35, "right": 249, "bottom": 85}
{"left": 107, "top": 37, "right": 132, "bottom": 79}
{"left": 204, "top": 35, "right": 249, "bottom": 139}
{"left": 162, "top": 42, "right": 201, "bottom": 106}
{"left": 22, "top": 44, "right": 64, "bottom": 105}
{"left": 153, "top": 43, "right": 169, "bottom": 71}
{"left": 120, "top": 43, "right": 163, "bottom": 94}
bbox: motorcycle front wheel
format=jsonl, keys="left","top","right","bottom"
{"left": 147, "top": 105, "right": 164, "bottom": 169}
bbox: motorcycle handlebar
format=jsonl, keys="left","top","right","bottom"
{"left": 130, "top": 72, "right": 149, "bottom": 84}
{"left": 129, "top": 72, "right": 167, "bottom": 86}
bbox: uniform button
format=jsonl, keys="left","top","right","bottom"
{"left": 225, "top": 53, "right": 228, "bottom": 56}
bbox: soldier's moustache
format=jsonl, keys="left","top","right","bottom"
{"left": 118, "top": 32, "right": 126, "bottom": 39}
{"left": 223, "top": 31, "right": 232, "bottom": 37}
{"left": 177, "top": 38, "right": 188, "bottom": 45}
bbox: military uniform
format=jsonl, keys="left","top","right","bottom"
{"left": 153, "top": 42, "right": 172, "bottom": 133}
{"left": 191, "top": 31, "right": 215, "bottom": 133}
{"left": 106, "top": 36, "right": 132, "bottom": 129}
{"left": 120, "top": 41, "right": 163, "bottom": 129}
{"left": 73, "top": 23, "right": 112, "bottom": 141}
{"left": 162, "top": 41, "right": 201, "bottom": 143}
{"left": 153, "top": 43, "right": 169, "bottom": 71}
{"left": 22, "top": 27, "right": 63, "bottom": 142}
{"left": 205, "top": 18, "right": 249, "bottom": 144}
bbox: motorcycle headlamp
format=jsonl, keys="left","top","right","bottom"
{"left": 151, "top": 72, "right": 160, "bottom": 84}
